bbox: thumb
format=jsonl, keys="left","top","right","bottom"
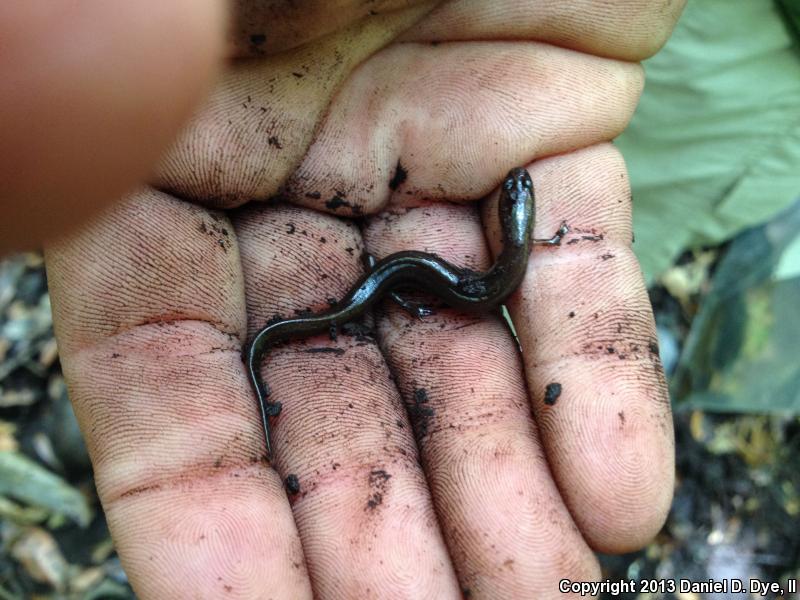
{"left": 0, "top": 0, "right": 226, "bottom": 254}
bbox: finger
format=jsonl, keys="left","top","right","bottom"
{"left": 490, "top": 144, "right": 674, "bottom": 553}
{"left": 284, "top": 41, "right": 643, "bottom": 215}
{"left": 234, "top": 204, "right": 463, "bottom": 598}
{"left": 362, "top": 202, "right": 600, "bottom": 598}
{"left": 228, "top": 0, "right": 436, "bottom": 56}
{"left": 45, "top": 190, "right": 313, "bottom": 599}
{"left": 401, "top": 0, "right": 687, "bottom": 61}
{"left": 154, "top": 4, "right": 435, "bottom": 206}
{"left": 0, "top": 1, "right": 225, "bottom": 254}
{"left": 153, "top": 28, "right": 642, "bottom": 215}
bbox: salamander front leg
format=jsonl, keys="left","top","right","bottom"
{"left": 362, "top": 252, "right": 435, "bottom": 319}
{"left": 533, "top": 222, "right": 570, "bottom": 246}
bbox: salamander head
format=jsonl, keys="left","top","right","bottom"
{"left": 503, "top": 167, "right": 533, "bottom": 203}
{"left": 498, "top": 167, "right": 534, "bottom": 248}
{"left": 498, "top": 167, "right": 534, "bottom": 234}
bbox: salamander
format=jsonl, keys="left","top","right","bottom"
{"left": 245, "top": 167, "right": 568, "bottom": 459}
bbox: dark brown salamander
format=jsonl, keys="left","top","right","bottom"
{"left": 245, "top": 167, "right": 568, "bottom": 459}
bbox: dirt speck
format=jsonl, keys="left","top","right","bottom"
{"left": 366, "top": 469, "right": 392, "bottom": 511}
{"left": 544, "top": 382, "right": 562, "bottom": 406}
{"left": 304, "top": 347, "right": 345, "bottom": 356}
{"left": 325, "top": 192, "right": 348, "bottom": 210}
{"left": 249, "top": 34, "right": 266, "bottom": 54}
{"left": 285, "top": 474, "right": 301, "bottom": 495}
{"left": 408, "top": 387, "right": 435, "bottom": 437}
{"left": 389, "top": 160, "right": 408, "bottom": 190}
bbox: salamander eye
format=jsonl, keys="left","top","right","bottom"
{"left": 503, "top": 177, "right": 515, "bottom": 191}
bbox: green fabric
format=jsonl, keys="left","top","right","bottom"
{"left": 617, "top": 0, "right": 800, "bottom": 281}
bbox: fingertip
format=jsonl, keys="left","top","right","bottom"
{"left": 401, "top": 0, "right": 687, "bottom": 62}
{"left": 537, "top": 371, "right": 675, "bottom": 553}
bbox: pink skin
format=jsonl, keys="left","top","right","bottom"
{"left": 37, "top": 1, "right": 685, "bottom": 598}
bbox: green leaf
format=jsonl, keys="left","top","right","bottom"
{"left": 617, "top": 0, "right": 800, "bottom": 281}
{"left": 0, "top": 496, "right": 49, "bottom": 525}
{"left": 773, "top": 226, "right": 800, "bottom": 280}
{"left": 672, "top": 199, "right": 800, "bottom": 413}
{"left": 81, "top": 579, "right": 133, "bottom": 600}
{"left": 775, "top": 0, "right": 800, "bottom": 41}
{"left": 0, "top": 451, "right": 91, "bottom": 527}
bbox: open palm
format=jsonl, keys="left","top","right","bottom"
{"left": 45, "top": 1, "right": 683, "bottom": 598}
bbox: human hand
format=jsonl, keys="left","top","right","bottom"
{"left": 44, "top": 1, "right": 685, "bottom": 598}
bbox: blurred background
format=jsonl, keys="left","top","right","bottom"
{"left": 1, "top": 0, "right": 799, "bottom": 598}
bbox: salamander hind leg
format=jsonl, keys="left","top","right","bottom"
{"left": 388, "top": 291, "right": 436, "bottom": 319}
{"left": 362, "top": 252, "right": 435, "bottom": 319}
